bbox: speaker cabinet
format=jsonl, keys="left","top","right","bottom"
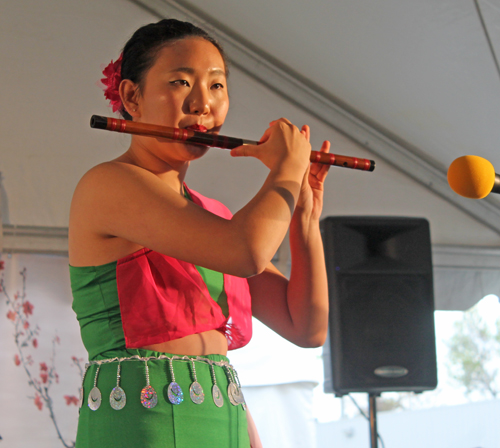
{"left": 320, "top": 216, "right": 437, "bottom": 396}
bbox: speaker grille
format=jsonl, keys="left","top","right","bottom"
{"left": 321, "top": 217, "right": 437, "bottom": 396}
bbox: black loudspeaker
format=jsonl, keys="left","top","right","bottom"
{"left": 320, "top": 216, "right": 437, "bottom": 396}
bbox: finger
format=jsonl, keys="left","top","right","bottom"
{"left": 300, "top": 125, "right": 311, "bottom": 142}
{"left": 258, "top": 125, "right": 275, "bottom": 143}
{"left": 269, "top": 117, "right": 293, "bottom": 127}
{"left": 310, "top": 141, "right": 331, "bottom": 174}
{"left": 308, "top": 164, "right": 330, "bottom": 190}
{"left": 315, "top": 157, "right": 332, "bottom": 182}
{"left": 316, "top": 164, "right": 331, "bottom": 183}
{"left": 310, "top": 141, "right": 332, "bottom": 180}
{"left": 230, "top": 144, "right": 253, "bottom": 158}
{"left": 262, "top": 118, "right": 293, "bottom": 143}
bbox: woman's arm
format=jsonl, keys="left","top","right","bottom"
{"left": 246, "top": 406, "right": 263, "bottom": 448}
{"left": 248, "top": 127, "right": 330, "bottom": 347}
{"left": 69, "top": 119, "right": 310, "bottom": 277}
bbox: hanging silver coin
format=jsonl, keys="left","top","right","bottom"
{"left": 79, "top": 387, "right": 84, "bottom": 408}
{"left": 212, "top": 384, "right": 224, "bottom": 408}
{"left": 167, "top": 381, "right": 184, "bottom": 405}
{"left": 228, "top": 382, "right": 239, "bottom": 406}
{"left": 109, "top": 386, "right": 126, "bottom": 410}
{"left": 233, "top": 385, "right": 245, "bottom": 404}
{"left": 88, "top": 386, "right": 102, "bottom": 411}
{"left": 189, "top": 381, "right": 205, "bottom": 404}
{"left": 140, "top": 385, "right": 158, "bottom": 409}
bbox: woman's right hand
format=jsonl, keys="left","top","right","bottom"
{"left": 230, "top": 118, "right": 311, "bottom": 173}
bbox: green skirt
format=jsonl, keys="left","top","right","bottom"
{"left": 76, "top": 351, "right": 250, "bottom": 448}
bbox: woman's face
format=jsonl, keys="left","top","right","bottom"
{"left": 136, "top": 37, "right": 229, "bottom": 160}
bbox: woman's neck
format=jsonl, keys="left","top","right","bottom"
{"left": 114, "top": 142, "right": 189, "bottom": 193}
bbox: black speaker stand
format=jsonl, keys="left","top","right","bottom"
{"left": 368, "top": 394, "right": 378, "bottom": 448}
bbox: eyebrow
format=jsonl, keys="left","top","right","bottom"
{"left": 170, "top": 67, "right": 226, "bottom": 77}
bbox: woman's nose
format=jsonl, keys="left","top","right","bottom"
{"left": 188, "top": 88, "right": 210, "bottom": 115}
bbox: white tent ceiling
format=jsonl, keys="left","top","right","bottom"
{"left": 1, "top": 0, "right": 500, "bottom": 310}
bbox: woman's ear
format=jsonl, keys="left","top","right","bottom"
{"left": 119, "top": 79, "right": 141, "bottom": 118}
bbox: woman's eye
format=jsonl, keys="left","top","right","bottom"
{"left": 212, "top": 83, "right": 225, "bottom": 90}
{"left": 171, "top": 80, "right": 190, "bottom": 87}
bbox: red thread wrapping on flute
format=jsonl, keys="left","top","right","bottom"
{"left": 120, "top": 120, "right": 126, "bottom": 133}
{"left": 353, "top": 157, "right": 359, "bottom": 169}
{"left": 173, "top": 128, "right": 179, "bottom": 140}
{"left": 110, "top": 118, "right": 118, "bottom": 131}
{"left": 181, "top": 129, "right": 188, "bottom": 141}
{"left": 330, "top": 154, "right": 336, "bottom": 165}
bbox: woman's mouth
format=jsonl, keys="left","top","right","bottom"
{"left": 186, "top": 124, "right": 208, "bottom": 133}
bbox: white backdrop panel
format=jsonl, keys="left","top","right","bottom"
{"left": 0, "top": 253, "right": 87, "bottom": 447}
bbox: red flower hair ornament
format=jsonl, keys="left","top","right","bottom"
{"left": 100, "top": 54, "right": 123, "bottom": 113}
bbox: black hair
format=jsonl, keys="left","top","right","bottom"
{"left": 119, "top": 18, "right": 229, "bottom": 119}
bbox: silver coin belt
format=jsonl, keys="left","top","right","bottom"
{"left": 81, "top": 354, "right": 246, "bottom": 412}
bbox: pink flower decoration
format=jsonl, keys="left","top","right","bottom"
{"left": 0, "top": 260, "right": 4, "bottom": 270}
{"left": 34, "top": 394, "right": 43, "bottom": 411}
{"left": 64, "top": 395, "right": 79, "bottom": 406}
{"left": 40, "top": 373, "right": 48, "bottom": 384}
{"left": 40, "top": 362, "right": 48, "bottom": 371}
{"left": 101, "top": 54, "right": 123, "bottom": 113}
{"left": 24, "top": 321, "right": 30, "bottom": 329}
{"left": 32, "top": 338, "right": 38, "bottom": 348}
{"left": 22, "top": 301, "right": 34, "bottom": 316}
{"left": 7, "top": 310, "right": 16, "bottom": 321}
{"left": 14, "top": 355, "right": 21, "bottom": 366}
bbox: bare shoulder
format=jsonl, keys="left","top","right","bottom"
{"left": 73, "top": 161, "right": 152, "bottom": 197}
{"left": 68, "top": 161, "right": 163, "bottom": 265}
{"left": 69, "top": 160, "right": 176, "bottom": 233}
{"left": 71, "top": 161, "right": 170, "bottom": 217}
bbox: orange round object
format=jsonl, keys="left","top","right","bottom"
{"left": 447, "top": 155, "right": 496, "bottom": 199}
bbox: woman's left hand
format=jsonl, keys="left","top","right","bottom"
{"left": 249, "top": 123, "right": 331, "bottom": 348}
{"left": 295, "top": 125, "right": 331, "bottom": 221}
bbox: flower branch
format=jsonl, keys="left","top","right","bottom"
{"left": 1, "top": 264, "right": 83, "bottom": 448}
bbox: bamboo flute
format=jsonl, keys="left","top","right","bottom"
{"left": 90, "top": 115, "right": 376, "bottom": 172}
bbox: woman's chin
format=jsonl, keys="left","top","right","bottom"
{"left": 156, "top": 139, "right": 210, "bottom": 162}
{"left": 184, "top": 143, "right": 210, "bottom": 159}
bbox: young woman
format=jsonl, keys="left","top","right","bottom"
{"left": 69, "top": 19, "right": 330, "bottom": 448}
